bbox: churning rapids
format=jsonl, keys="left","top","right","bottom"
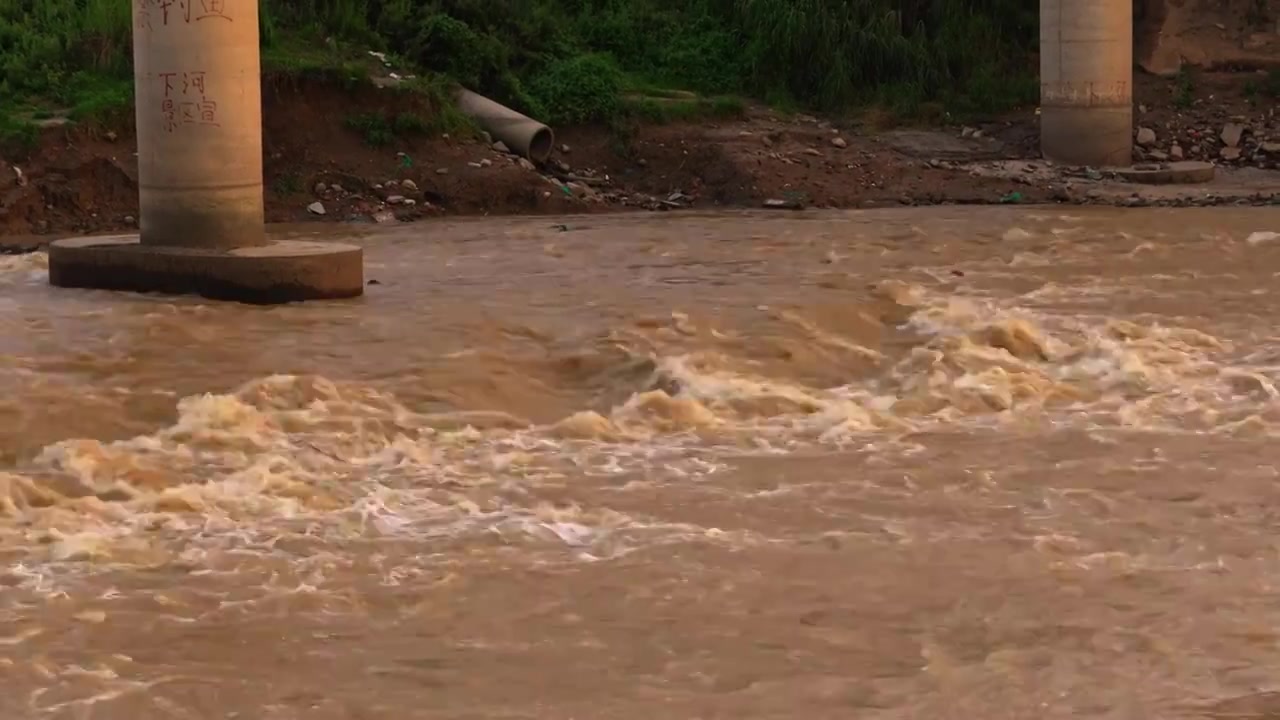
{"left": 3, "top": 207, "right": 1280, "bottom": 719}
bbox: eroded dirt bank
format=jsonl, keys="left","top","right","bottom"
{"left": 1, "top": 70, "right": 1278, "bottom": 248}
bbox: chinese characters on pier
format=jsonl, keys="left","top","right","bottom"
{"left": 136, "top": 0, "right": 233, "bottom": 29}
{"left": 134, "top": 0, "right": 232, "bottom": 132}
{"left": 159, "top": 71, "right": 219, "bottom": 132}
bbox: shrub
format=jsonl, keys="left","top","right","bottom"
{"left": 529, "top": 54, "right": 623, "bottom": 125}
{"left": 3, "top": 0, "right": 1042, "bottom": 131}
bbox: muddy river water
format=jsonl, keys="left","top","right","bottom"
{"left": 3, "top": 207, "right": 1280, "bottom": 719}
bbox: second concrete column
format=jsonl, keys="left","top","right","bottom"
{"left": 1040, "top": 0, "right": 1134, "bottom": 167}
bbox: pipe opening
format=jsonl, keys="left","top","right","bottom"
{"left": 528, "top": 127, "right": 555, "bottom": 163}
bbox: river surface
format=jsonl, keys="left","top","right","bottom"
{"left": 3, "top": 207, "right": 1280, "bottom": 719}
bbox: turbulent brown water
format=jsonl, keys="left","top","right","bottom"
{"left": 3, "top": 207, "right": 1280, "bottom": 719}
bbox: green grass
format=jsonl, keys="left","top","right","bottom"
{"left": 1264, "top": 68, "right": 1280, "bottom": 97}
{"left": 270, "top": 170, "right": 304, "bottom": 195}
{"left": 1173, "top": 66, "right": 1197, "bottom": 109}
{"left": 0, "top": 115, "right": 39, "bottom": 156}
{"left": 261, "top": 39, "right": 366, "bottom": 79}
{"left": 1244, "top": 68, "right": 1280, "bottom": 102}
{"left": 342, "top": 106, "right": 466, "bottom": 147}
{"left": 344, "top": 86, "right": 477, "bottom": 147}
{"left": 1, "top": 0, "right": 1040, "bottom": 144}
{"left": 344, "top": 112, "right": 395, "bottom": 146}
{"left": 621, "top": 95, "right": 747, "bottom": 124}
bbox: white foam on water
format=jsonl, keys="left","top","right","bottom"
{"left": 0, "top": 253, "right": 47, "bottom": 283}
{"left": 0, "top": 279, "right": 1268, "bottom": 596}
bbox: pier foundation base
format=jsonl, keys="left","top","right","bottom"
{"left": 48, "top": 236, "right": 363, "bottom": 304}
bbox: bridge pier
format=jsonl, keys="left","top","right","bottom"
{"left": 48, "top": 0, "right": 362, "bottom": 303}
{"left": 1039, "top": 0, "right": 1134, "bottom": 167}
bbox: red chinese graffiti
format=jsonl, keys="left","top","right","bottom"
{"left": 136, "top": 0, "right": 232, "bottom": 29}
{"left": 159, "top": 71, "right": 219, "bottom": 132}
{"left": 195, "top": 0, "right": 232, "bottom": 21}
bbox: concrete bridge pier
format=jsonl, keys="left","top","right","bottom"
{"left": 48, "top": 0, "right": 362, "bottom": 303}
{"left": 1040, "top": 0, "right": 1134, "bottom": 167}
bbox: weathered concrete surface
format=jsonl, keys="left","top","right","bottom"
{"left": 1112, "top": 161, "right": 1217, "bottom": 185}
{"left": 133, "top": 0, "right": 266, "bottom": 249}
{"left": 48, "top": 236, "right": 364, "bottom": 303}
{"left": 1096, "top": 166, "right": 1280, "bottom": 204}
{"left": 1040, "top": 0, "right": 1133, "bottom": 167}
{"left": 967, "top": 160, "right": 1279, "bottom": 205}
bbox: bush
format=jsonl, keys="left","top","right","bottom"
{"left": 401, "top": 14, "right": 506, "bottom": 90}
{"left": 2, "top": 0, "right": 1041, "bottom": 131}
{"left": 0, "top": 0, "right": 131, "bottom": 103}
{"left": 529, "top": 54, "right": 622, "bottom": 125}
{"left": 256, "top": 0, "right": 1038, "bottom": 119}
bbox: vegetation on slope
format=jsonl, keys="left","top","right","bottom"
{"left": 0, "top": 0, "right": 1042, "bottom": 150}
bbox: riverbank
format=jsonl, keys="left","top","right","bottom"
{"left": 1, "top": 67, "right": 1278, "bottom": 251}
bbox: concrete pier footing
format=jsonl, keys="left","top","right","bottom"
{"left": 48, "top": 0, "right": 361, "bottom": 303}
{"left": 1039, "top": 0, "right": 1134, "bottom": 167}
{"left": 48, "top": 237, "right": 364, "bottom": 304}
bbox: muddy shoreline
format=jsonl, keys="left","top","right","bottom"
{"left": 2, "top": 71, "right": 1278, "bottom": 253}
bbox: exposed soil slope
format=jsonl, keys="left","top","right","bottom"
{"left": 1, "top": 71, "right": 1278, "bottom": 246}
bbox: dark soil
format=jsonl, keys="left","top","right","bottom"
{"left": 1, "top": 72, "right": 1277, "bottom": 245}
